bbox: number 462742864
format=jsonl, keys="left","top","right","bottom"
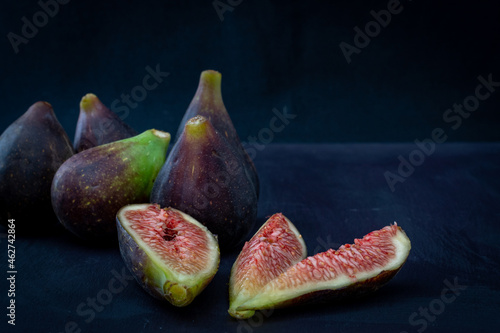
{"left": 7, "top": 219, "right": 15, "bottom": 270}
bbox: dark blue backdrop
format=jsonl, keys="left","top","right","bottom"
{"left": 1, "top": 2, "right": 500, "bottom": 332}
{"left": 1, "top": 0, "right": 500, "bottom": 143}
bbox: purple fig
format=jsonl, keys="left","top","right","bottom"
{"left": 0, "top": 101, "right": 74, "bottom": 230}
{"left": 73, "top": 93, "right": 137, "bottom": 152}
{"left": 175, "top": 70, "right": 259, "bottom": 197}
{"left": 151, "top": 116, "right": 258, "bottom": 251}
{"left": 51, "top": 129, "right": 170, "bottom": 243}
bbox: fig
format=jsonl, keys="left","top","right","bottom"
{"left": 175, "top": 70, "right": 259, "bottom": 197}
{"left": 73, "top": 93, "right": 137, "bottom": 152}
{"left": 117, "top": 204, "right": 220, "bottom": 307}
{"left": 0, "top": 101, "right": 74, "bottom": 230}
{"left": 229, "top": 213, "right": 307, "bottom": 319}
{"left": 229, "top": 223, "right": 411, "bottom": 318}
{"left": 151, "top": 116, "right": 258, "bottom": 251}
{"left": 51, "top": 129, "right": 170, "bottom": 242}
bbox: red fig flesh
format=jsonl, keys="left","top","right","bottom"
{"left": 229, "top": 213, "right": 307, "bottom": 318}
{"left": 229, "top": 222, "right": 411, "bottom": 318}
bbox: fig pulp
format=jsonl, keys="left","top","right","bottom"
{"left": 229, "top": 222, "right": 411, "bottom": 318}
{"left": 51, "top": 129, "right": 170, "bottom": 242}
{"left": 117, "top": 204, "right": 220, "bottom": 307}
{"left": 229, "top": 213, "right": 307, "bottom": 319}
{"left": 175, "top": 70, "right": 259, "bottom": 197}
{"left": 73, "top": 93, "right": 137, "bottom": 152}
{"left": 151, "top": 116, "right": 258, "bottom": 251}
{"left": 0, "top": 101, "right": 74, "bottom": 229}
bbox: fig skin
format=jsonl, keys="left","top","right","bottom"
{"left": 151, "top": 116, "right": 258, "bottom": 251}
{"left": 237, "top": 266, "right": 405, "bottom": 314}
{"left": 116, "top": 205, "right": 220, "bottom": 307}
{"left": 51, "top": 130, "right": 170, "bottom": 243}
{"left": 175, "top": 70, "right": 259, "bottom": 197}
{"left": 73, "top": 93, "right": 137, "bottom": 152}
{"left": 0, "top": 101, "right": 74, "bottom": 230}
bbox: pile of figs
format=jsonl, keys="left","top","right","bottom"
{"left": 0, "top": 70, "right": 411, "bottom": 317}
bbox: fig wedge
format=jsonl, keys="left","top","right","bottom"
{"left": 117, "top": 204, "right": 220, "bottom": 307}
{"left": 231, "top": 223, "right": 411, "bottom": 318}
{"left": 228, "top": 213, "right": 307, "bottom": 319}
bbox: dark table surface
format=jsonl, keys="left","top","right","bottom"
{"left": 2, "top": 142, "right": 499, "bottom": 333}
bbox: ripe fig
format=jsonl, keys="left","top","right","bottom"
{"left": 175, "top": 70, "right": 259, "bottom": 197}
{"left": 150, "top": 116, "right": 258, "bottom": 251}
{"left": 73, "top": 93, "right": 137, "bottom": 153}
{"left": 51, "top": 129, "right": 170, "bottom": 242}
{"left": 229, "top": 223, "right": 411, "bottom": 318}
{"left": 229, "top": 213, "right": 307, "bottom": 319}
{"left": 0, "top": 101, "right": 74, "bottom": 230}
{"left": 117, "top": 204, "right": 220, "bottom": 307}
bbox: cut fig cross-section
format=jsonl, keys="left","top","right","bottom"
{"left": 230, "top": 222, "right": 411, "bottom": 318}
{"left": 229, "top": 213, "right": 307, "bottom": 319}
{"left": 117, "top": 204, "right": 220, "bottom": 307}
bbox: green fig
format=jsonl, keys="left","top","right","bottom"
{"left": 51, "top": 129, "right": 170, "bottom": 242}
{"left": 151, "top": 116, "right": 257, "bottom": 251}
{"left": 73, "top": 93, "right": 137, "bottom": 153}
{"left": 0, "top": 101, "right": 74, "bottom": 230}
{"left": 176, "top": 70, "right": 259, "bottom": 197}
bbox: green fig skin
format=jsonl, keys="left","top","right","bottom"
{"left": 0, "top": 101, "right": 74, "bottom": 230}
{"left": 235, "top": 268, "right": 404, "bottom": 315}
{"left": 73, "top": 93, "right": 137, "bottom": 153}
{"left": 151, "top": 116, "right": 258, "bottom": 251}
{"left": 51, "top": 129, "right": 170, "bottom": 243}
{"left": 175, "top": 70, "right": 260, "bottom": 197}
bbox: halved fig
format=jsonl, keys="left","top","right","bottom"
{"left": 228, "top": 213, "right": 307, "bottom": 319}
{"left": 231, "top": 223, "right": 411, "bottom": 317}
{"left": 117, "top": 204, "right": 220, "bottom": 307}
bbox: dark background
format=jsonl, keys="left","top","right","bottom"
{"left": 1, "top": 0, "right": 499, "bottom": 143}
{"left": 1, "top": 1, "right": 500, "bottom": 333}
